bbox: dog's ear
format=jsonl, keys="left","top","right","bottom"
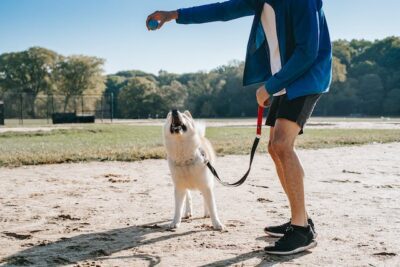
{"left": 184, "top": 110, "right": 192, "bottom": 118}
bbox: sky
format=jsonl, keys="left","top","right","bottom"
{"left": 0, "top": 0, "right": 399, "bottom": 75}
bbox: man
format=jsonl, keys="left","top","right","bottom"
{"left": 147, "top": 0, "right": 332, "bottom": 255}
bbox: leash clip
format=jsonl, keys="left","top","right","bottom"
{"left": 198, "top": 148, "right": 209, "bottom": 165}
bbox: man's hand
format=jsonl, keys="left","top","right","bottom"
{"left": 146, "top": 11, "right": 178, "bottom": 30}
{"left": 256, "top": 85, "right": 271, "bottom": 107}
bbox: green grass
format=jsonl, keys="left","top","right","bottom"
{"left": 3, "top": 119, "right": 51, "bottom": 127}
{"left": 1, "top": 124, "right": 399, "bottom": 167}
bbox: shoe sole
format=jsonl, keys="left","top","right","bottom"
{"left": 264, "top": 230, "right": 284, "bottom": 238}
{"left": 264, "top": 230, "right": 318, "bottom": 239}
{"left": 265, "top": 241, "right": 318, "bottom": 255}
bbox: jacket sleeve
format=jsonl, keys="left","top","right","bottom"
{"left": 265, "top": 0, "right": 320, "bottom": 95}
{"left": 176, "top": 0, "right": 257, "bottom": 24}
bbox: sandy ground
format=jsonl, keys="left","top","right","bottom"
{"left": 0, "top": 126, "right": 75, "bottom": 134}
{"left": 0, "top": 143, "right": 399, "bottom": 266}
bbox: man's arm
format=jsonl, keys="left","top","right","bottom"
{"left": 265, "top": 0, "right": 320, "bottom": 95}
{"left": 176, "top": 0, "right": 258, "bottom": 24}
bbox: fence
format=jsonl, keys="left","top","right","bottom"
{"left": 0, "top": 93, "right": 114, "bottom": 124}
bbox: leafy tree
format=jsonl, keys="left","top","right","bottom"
{"left": 0, "top": 47, "right": 59, "bottom": 117}
{"left": 54, "top": 55, "right": 105, "bottom": 112}
{"left": 332, "top": 57, "right": 347, "bottom": 83}
{"left": 160, "top": 80, "right": 187, "bottom": 111}
{"left": 332, "top": 40, "right": 354, "bottom": 66}
{"left": 350, "top": 60, "right": 379, "bottom": 78}
{"left": 104, "top": 75, "right": 127, "bottom": 117}
{"left": 358, "top": 74, "right": 384, "bottom": 115}
{"left": 383, "top": 89, "right": 400, "bottom": 115}
{"left": 349, "top": 39, "right": 372, "bottom": 53}
{"left": 114, "top": 70, "right": 157, "bottom": 83}
{"left": 117, "top": 77, "right": 166, "bottom": 118}
{"left": 3, "top": 37, "right": 396, "bottom": 119}
{"left": 107, "top": 37, "right": 400, "bottom": 118}
{"left": 158, "top": 70, "right": 180, "bottom": 86}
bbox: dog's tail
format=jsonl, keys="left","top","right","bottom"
{"left": 196, "top": 121, "right": 206, "bottom": 137}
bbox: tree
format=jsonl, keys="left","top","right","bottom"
{"left": 332, "top": 57, "right": 347, "bottom": 83}
{"left": 358, "top": 74, "right": 384, "bottom": 115}
{"left": 104, "top": 75, "right": 127, "bottom": 117}
{"left": 103, "top": 37, "right": 400, "bottom": 118}
{"left": 115, "top": 70, "right": 157, "bottom": 81}
{"left": 332, "top": 40, "right": 354, "bottom": 67}
{"left": 0, "top": 47, "right": 59, "bottom": 117}
{"left": 350, "top": 60, "right": 379, "bottom": 78}
{"left": 54, "top": 56, "right": 105, "bottom": 112}
{"left": 160, "top": 80, "right": 187, "bottom": 111}
{"left": 117, "top": 77, "right": 165, "bottom": 118}
{"left": 383, "top": 89, "right": 400, "bottom": 115}
{"left": 158, "top": 70, "right": 179, "bottom": 86}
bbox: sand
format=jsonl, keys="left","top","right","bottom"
{"left": 0, "top": 126, "right": 75, "bottom": 134}
{"left": 0, "top": 143, "right": 399, "bottom": 266}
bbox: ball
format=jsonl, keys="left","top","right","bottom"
{"left": 148, "top": 19, "right": 159, "bottom": 31}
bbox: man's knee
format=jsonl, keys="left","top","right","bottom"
{"left": 270, "top": 138, "right": 293, "bottom": 157}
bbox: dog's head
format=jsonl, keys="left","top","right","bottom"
{"left": 163, "top": 109, "right": 196, "bottom": 138}
{"left": 163, "top": 109, "right": 207, "bottom": 161}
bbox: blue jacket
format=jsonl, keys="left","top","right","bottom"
{"left": 176, "top": 0, "right": 332, "bottom": 100}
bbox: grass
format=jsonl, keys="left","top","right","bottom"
{"left": 0, "top": 124, "right": 399, "bottom": 167}
{"left": 3, "top": 119, "right": 51, "bottom": 127}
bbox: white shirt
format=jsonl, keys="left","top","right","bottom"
{"left": 261, "top": 3, "right": 286, "bottom": 96}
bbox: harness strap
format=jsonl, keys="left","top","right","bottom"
{"left": 206, "top": 106, "right": 264, "bottom": 187}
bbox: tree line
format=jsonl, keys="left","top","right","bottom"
{"left": 318, "top": 37, "right": 400, "bottom": 116}
{"left": 1, "top": 37, "right": 399, "bottom": 119}
{"left": 0, "top": 47, "right": 104, "bottom": 117}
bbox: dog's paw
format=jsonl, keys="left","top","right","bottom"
{"left": 213, "top": 223, "right": 226, "bottom": 232}
{"left": 182, "top": 213, "right": 192, "bottom": 220}
{"left": 169, "top": 222, "right": 181, "bottom": 229}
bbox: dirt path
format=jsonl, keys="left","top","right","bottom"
{"left": 1, "top": 143, "right": 399, "bottom": 266}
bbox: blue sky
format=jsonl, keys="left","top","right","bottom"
{"left": 0, "top": 0, "right": 399, "bottom": 75}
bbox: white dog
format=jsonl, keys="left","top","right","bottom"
{"left": 163, "top": 110, "right": 224, "bottom": 230}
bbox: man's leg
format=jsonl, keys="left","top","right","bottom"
{"left": 268, "top": 127, "right": 288, "bottom": 195}
{"left": 269, "top": 126, "right": 309, "bottom": 223}
{"left": 271, "top": 118, "right": 307, "bottom": 227}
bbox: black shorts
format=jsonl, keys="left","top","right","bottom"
{"left": 265, "top": 93, "right": 322, "bottom": 134}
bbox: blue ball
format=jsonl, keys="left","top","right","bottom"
{"left": 148, "top": 19, "right": 159, "bottom": 31}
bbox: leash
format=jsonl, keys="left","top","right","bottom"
{"left": 205, "top": 106, "right": 264, "bottom": 187}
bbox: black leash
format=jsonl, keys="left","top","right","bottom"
{"left": 205, "top": 106, "right": 264, "bottom": 187}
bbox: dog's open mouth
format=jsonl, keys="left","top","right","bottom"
{"left": 170, "top": 109, "right": 187, "bottom": 134}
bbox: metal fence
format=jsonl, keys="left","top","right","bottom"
{"left": 0, "top": 93, "right": 114, "bottom": 124}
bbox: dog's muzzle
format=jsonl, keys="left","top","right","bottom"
{"left": 170, "top": 109, "right": 187, "bottom": 134}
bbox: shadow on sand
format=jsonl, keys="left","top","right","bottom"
{"left": 1, "top": 220, "right": 193, "bottom": 266}
{"left": 1, "top": 221, "right": 310, "bottom": 266}
{"left": 200, "top": 249, "right": 310, "bottom": 267}
{"left": 198, "top": 234, "right": 310, "bottom": 267}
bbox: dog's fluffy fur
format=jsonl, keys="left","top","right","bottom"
{"left": 163, "top": 110, "right": 224, "bottom": 230}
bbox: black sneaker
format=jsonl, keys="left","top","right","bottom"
{"left": 264, "top": 220, "right": 291, "bottom": 237}
{"left": 264, "top": 225, "right": 317, "bottom": 255}
{"left": 308, "top": 218, "right": 318, "bottom": 238}
{"left": 264, "top": 218, "right": 317, "bottom": 238}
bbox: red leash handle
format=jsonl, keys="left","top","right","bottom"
{"left": 256, "top": 105, "right": 264, "bottom": 137}
{"left": 206, "top": 105, "right": 265, "bottom": 187}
